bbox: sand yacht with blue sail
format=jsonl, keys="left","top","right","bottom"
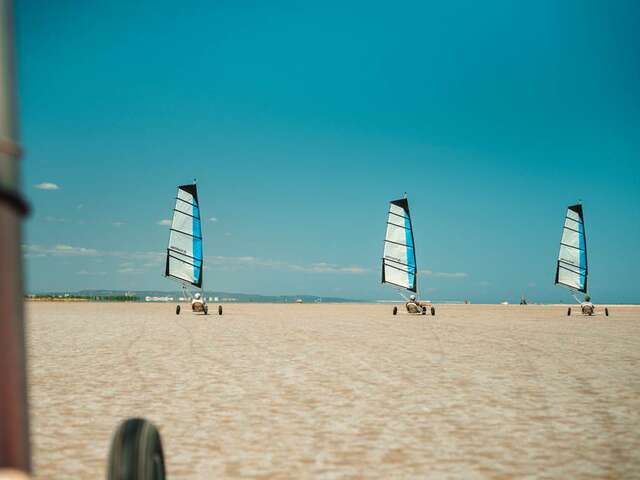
{"left": 555, "top": 202, "right": 608, "bottom": 316}
{"left": 164, "top": 182, "right": 222, "bottom": 315}
{"left": 382, "top": 195, "right": 435, "bottom": 316}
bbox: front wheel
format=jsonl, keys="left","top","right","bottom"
{"left": 218, "top": 305, "right": 223, "bottom": 315}
{"left": 605, "top": 307, "right": 609, "bottom": 316}
{"left": 392, "top": 306, "right": 398, "bottom": 316}
{"left": 567, "top": 307, "right": 571, "bottom": 316}
{"left": 431, "top": 307, "right": 436, "bottom": 316}
{"left": 107, "top": 417, "right": 166, "bottom": 480}
{"left": 176, "top": 305, "right": 180, "bottom": 315}
{"left": 204, "top": 305, "right": 208, "bottom": 315}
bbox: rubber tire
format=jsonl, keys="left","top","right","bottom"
{"left": 107, "top": 417, "right": 166, "bottom": 480}
{"left": 605, "top": 307, "right": 609, "bottom": 317}
{"left": 431, "top": 307, "right": 436, "bottom": 316}
{"left": 218, "top": 305, "right": 223, "bottom": 315}
{"left": 175, "top": 305, "right": 180, "bottom": 315}
{"left": 204, "top": 305, "right": 208, "bottom": 315}
{"left": 421, "top": 308, "right": 426, "bottom": 315}
{"left": 567, "top": 307, "right": 571, "bottom": 316}
{"left": 392, "top": 306, "right": 398, "bottom": 316}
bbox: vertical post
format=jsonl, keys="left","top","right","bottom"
{"left": 0, "top": 0, "right": 31, "bottom": 473}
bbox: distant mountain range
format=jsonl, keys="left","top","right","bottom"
{"left": 33, "top": 289, "right": 363, "bottom": 303}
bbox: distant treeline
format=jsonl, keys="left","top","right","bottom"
{"left": 27, "top": 295, "right": 140, "bottom": 302}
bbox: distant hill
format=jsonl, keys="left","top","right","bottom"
{"left": 34, "top": 289, "right": 363, "bottom": 303}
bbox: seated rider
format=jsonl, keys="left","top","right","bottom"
{"left": 191, "top": 292, "right": 204, "bottom": 307}
{"left": 581, "top": 295, "right": 594, "bottom": 315}
{"left": 406, "top": 294, "right": 422, "bottom": 312}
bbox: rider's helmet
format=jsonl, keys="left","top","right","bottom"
{"left": 585, "top": 295, "right": 591, "bottom": 302}
{"left": 409, "top": 294, "right": 416, "bottom": 301}
{"left": 194, "top": 292, "right": 201, "bottom": 300}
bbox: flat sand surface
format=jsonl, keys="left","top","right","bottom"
{"left": 26, "top": 303, "right": 640, "bottom": 479}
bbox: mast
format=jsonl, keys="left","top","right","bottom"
{"left": 0, "top": 0, "right": 31, "bottom": 472}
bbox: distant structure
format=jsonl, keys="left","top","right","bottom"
{"left": 295, "top": 298, "right": 303, "bottom": 304}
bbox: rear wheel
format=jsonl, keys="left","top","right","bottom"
{"left": 567, "top": 307, "right": 571, "bottom": 316}
{"left": 218, "top": 305, "right": 223, "bottom": 315}
{"left": 107, "top": 417, "right": 166, "bottom": 480}
{"left": 431, "top": 307, "right": 436, "bottom": 316}
{"left": 605, "top": 307, "right": 609, "bottom": 316}
{"left": 175, "top": 305, "right": 180, "bottom": 315}
{"left": 392, "top": 306, "right": 398, "bottom": 315}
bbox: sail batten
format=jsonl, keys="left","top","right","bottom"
{"left": 555, "top": 203, "right": 587, "bottom": 293}
{"left": 382, "top": 197, "right": 417, "bottom": 293}
{"left": 165, "top": 183, "right": 203, "bottom": 288}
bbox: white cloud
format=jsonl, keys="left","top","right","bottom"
{"left": 77, "top": 270, "right": 107, "bottom": 276}
{"left": 22, "top": 244, "right": 163, "bottom": 263}
{"left": 292, "top": 262, "right": 368, "bottom": 274}
{"left": 207, "top": 255, "right": 368, "bottom": 274}
{"left": 44, "top": 216, "right": 66, "bottom": 223}
{"left": 157, "top": 219, "right": 171, "bottom": 226}
{"left": 117, "top": 267, "right": 144, "bottom": 275}
{"left": 422, "top": 269, "right": 469, "bottom": 279}
{"left": 22, "top": 244, "right": 367, "bottom": 276}
{"left": 34, "top": 182, "right": 60, "bottom": 190}
{"left": 23, "top": 244, "right": 100, "bottom": 257}
{"left": 209, "top": 217, "right": 218, "bottom": 222}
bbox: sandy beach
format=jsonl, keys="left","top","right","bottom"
{"left": 26, "top": 302, "right": 640, "bottom": 479}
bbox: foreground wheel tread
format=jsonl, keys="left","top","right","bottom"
{"left": 107, "top": 417, "right": 166, "bottom": 480}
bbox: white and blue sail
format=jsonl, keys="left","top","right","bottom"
{"left": 382, "top": 197, "right": 417, "bottom": 292}
{"left": 165, "top": 183, "right": 203, "bottom": 288}
{"left": 555, "top": 203, "right": 587, "bottom": 293}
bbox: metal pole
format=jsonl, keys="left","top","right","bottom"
{"left": 0, "top": 0, "right": 31, "bottom": 473}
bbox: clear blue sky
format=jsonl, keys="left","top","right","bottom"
{"left": 16, "top": 1, "right": 640, "bottom": 302}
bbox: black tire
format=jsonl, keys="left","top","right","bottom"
{"left": 218, "top": 305, "right": 223, "bottom": 315}
{"left": 392, "top": 306, "right": 398, "bottom": 316}
{"left": 107, "top": 417, "right": 166, "bottom": 480}
{"left": 175, "top": 305, "right": 180, "bottom": 315}
{"left": 431, "top": 307, "right": 436, "bottom": 316}
{"left": 204, "top": 305, "right": 208, "bottom": 315}
{"left": 567, "top": 307, "right": 571, "bottom": 316}
{"left": 605, "top": 307, "right": 609, "bottom": 317}
{"left": 421, "top": 308, "right": 426, "bottom": 315}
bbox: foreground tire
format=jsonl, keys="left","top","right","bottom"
{"left": 107, "top": 418, "right": 166, "bottom": 480}
{"left": 392, "top": 306, "right": 398, "bottom": 316}
{"left": 567, "top": 307, "right": 571, "bottom": 316}
{"left": 204, "top": 305, "right": 208, "bottom": 315}
{"left": 421, "top": 308, "right": 426, "bottom": 315}
{"left": 175, "top": 305, "right": 180, "bottom": 315}
{"left": 218, "top": 305, "right": 223, "bottom": 315}
{"left": 431, "top": 307, "right": 436, "bottom": 316}
{"left": 605, "top": 307, "right": 609, "bottom": 316}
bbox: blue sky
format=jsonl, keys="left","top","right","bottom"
{"left": 16, "top": 1, "right": 640, "bottom": 302}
